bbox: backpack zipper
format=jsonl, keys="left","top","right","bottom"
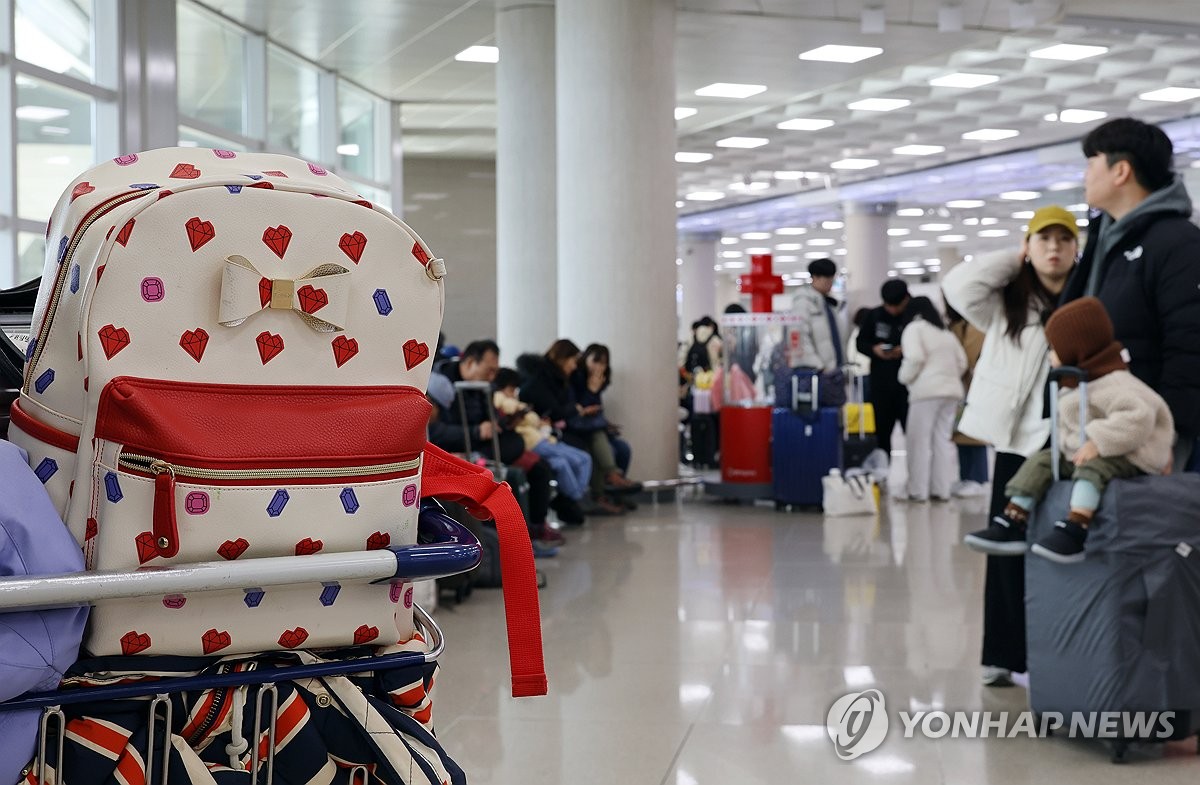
{"left": 24, "top": 188, "right": 156, "bottom": 394}
{"left": 117, "top": 453, "right": 421, "bottom": 561}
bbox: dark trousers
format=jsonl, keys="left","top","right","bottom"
{"left": 957, "top": 444, "right": 990, "bottom": 483}
{"left": 870, "top": 383, "right": 909, "bottom": 455}
{"left": 982, "top": 450, "right": 1027, "bottom": 673}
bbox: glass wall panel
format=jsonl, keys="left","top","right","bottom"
{"left": 338, "top": 83, "right": 378, "bottom": 181}
{"left": 15, "top": 0, "right": 94, "bottom": 83}
{"left": 268, "top": 46, "right": 320, "bottom": 160}
{"left": 16, "top": 76, "right": 94, "bottom": 223}
{"left": 177, "top": 2, "right": 247, "bottom": 136}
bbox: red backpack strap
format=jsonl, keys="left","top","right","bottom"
{"left": 420, "top": 441, "right": 547, "bottom": 697}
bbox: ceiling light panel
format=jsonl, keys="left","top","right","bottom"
{"left": 1139, "top": 87, "right": 1200, "bottom": 103}
{"left": 896, "top": 208, "right": 925, "bottom": 217}
{"left": 675, "top": 107, "right": 698, "bottom": 120}
{"left": 799, "top": 45, "right": 883, "bottom": 63}
{"left": 775, "top": 227, "right": 807, "bottom": 235}
{"left": 686, "top": 191, "right": 725, "bottom": 201}
{"left": 831, "top": 158, "right": 879, "bottom": 169}
{"left": 919, "top": 223, "right": 952, "bottom": 231}
{"left": 1029, "top": 44, "right": 1108, "bottom": 61}
{"left": 777, "top": 118, "right": 835, "bottom": 131}
{"left": 455, "top": 45, "right": 499, "bottom": 63}
{"left": 894, "top": 144, "right": 945, "bottom": 156}
{"left": 962, "top": 128, "right": 1019, "bottom": 141}
{"left": 716, "top": 136, "right": 769, "bottom": 148}
{"left": 929, "top": 72, "right": 999, "bottom": 88}
{"left": 848, "top": 98, "right": 911, "bottom": 112}
{"left": 741, "top": 232, "right": 771, "bottom": 240}
{"left": 946, "top": 199, "right": 985, "bottom": 208}
{"left": 675, "top": 152, "right": 713, "bottom": 163}
{"left": 1000, "top": 190, "right": 1040, "bottom": 200}
{"left": 1056, "top": 109, "right": 1107, "bottom": 123}
{"left": 887, "top": 228, "right": 911, "bottom": 236}
{"left": 695, "top": 82, "right": 767, "bottom": 98}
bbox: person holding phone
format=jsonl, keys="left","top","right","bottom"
{"left": 855, "top": 279, "right": 912, "bottom": 456}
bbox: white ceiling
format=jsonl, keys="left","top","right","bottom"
{"left": 199, "top": 0, "right": 1200, "bottom": 277}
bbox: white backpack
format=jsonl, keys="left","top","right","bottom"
{"left": 9, "top": 148, "right": 494, "bottom": 662}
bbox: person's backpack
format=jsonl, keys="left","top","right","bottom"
{"left": 8, "top": 148, "right": 545, "bottom": 695}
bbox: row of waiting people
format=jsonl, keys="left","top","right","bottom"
{"left": 425, "top": 338, "right": 642, "bottom": 555}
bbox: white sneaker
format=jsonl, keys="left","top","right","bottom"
{"left": 953, "top": 480, "right": 988, "bottom": 498}
{"left": 981, "top": 666, "right": 1014, "bottom": 687}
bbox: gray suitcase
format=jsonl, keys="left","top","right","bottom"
{"left": 1026, "top": 367, "right": 1200, "bottom": 762}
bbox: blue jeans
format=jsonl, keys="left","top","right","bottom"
{"left": 533, "top": 440, "right": 593, "bottom": 500}
{"left": 610, "top": 435, "right": 632, "bottom": 475}
{"left": 958, "top": 444, "right": 989, "bottom": 483}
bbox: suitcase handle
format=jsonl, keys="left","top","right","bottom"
{"left": 1048, "top": 366, "right": 1088, "bottom": 482}
{"left": 791, "top": 372, "right": 819, "bottom": 412}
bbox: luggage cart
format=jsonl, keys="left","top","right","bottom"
{"left": 0, "top": 501, "right": 480, "bottom": 784}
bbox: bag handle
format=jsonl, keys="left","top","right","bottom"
{"left": 421, "top": 441, "right": 548, "bottom": 697}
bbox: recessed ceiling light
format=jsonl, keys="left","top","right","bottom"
{"left": 1047, "top": 180, "right": 1079, "bottom": 191}
{"left": 1076, "top": 218, "right": 1089, "bottom": 226}
{"left": 963, "top": 217, "right": 980, "bottom": 226}
{"left": 774, "top": 170, "right": 822, "bottom": 180}
{"left": 695, "top": 82, "right": 767, "bottom": 98}
{"left": 1000, "top": 190, "right": 1040, "bottom": 200}
{"left": 830, "top": 158, "right": 879, "bottom": 170}
{"left": 962, "top": 128, "right": 1019, "bottom": 141}
{"left": 887, "top": 228, "right": 911, "bottom": 236}
{"left": 675, "top": 200, "right": 684, "bottom": 208}
{"left": 980, "top": 217, "right": 999, "bottom": 225}
{"left": 887, "top": 270, "right": 899, "bottom": 277}
{"left": 979, "top": 229, "right": 1011, "bottom": 237}
{"left": 1066, "top": 203, "right": 1089, "bottom": 212}
{"left": 15, "top": 105, "right": 70, "bottom": 122}
{"left": 721, "top": 251, "right": 744, "bottom": 258}
{"left": 799, "top": 44, "right": 882, "bottom": 63}
{"left": 1030, "top": 43, "right": 1108, "bottom": 61}
{"left": 675, "top": 107, "right": 698, "bottom": 120}
{"left": 686, "top": 191, "right": 725, "bottom": 201}
{"left": 1011, "top": 210, "right": 1035, "bottom": 219}
{"left": 741, "top": 232, "right": 771, "bottom": 240}
{"left": 919, "top": 223, "right": 953, "bottom": 231}
{"left": 455, "top": 45, "right": 499, "bottom": 63}
{"left": 805, "top": 251, "right": 832, "bottom": 259}
{"left": 901, "top": 268, "right": 927, "bottom": 276}
{"left": 1057, "top": 109, "right": 1108, "bottom": 123}
{"left": 1139, "top": 87, "right": 1200, "bottom": 103}
{"left": 946, "top": 199, "right": 985, "bottom": 209}
{"left": 720, "top": 237, "right": 739, "bottom": 245}
{"left": 675, "top": 152, "right": 713, "bottom": 163}
{"left": 716, "top": 136, "right": 769, "bottom": 148}
{"left": 895, "top": 261, "right": 922, "bottom": 268}
{"left": 713, "top": 264, "right": 723, "bottom": 271}
{"left": 848, "top": 98, "right": 910, "bottom": 112}
{"left": 808, "top": 238, "right": 836, "bottom": 247}
{"left": 777, "top": 118, "right": 835, "bottom": 131}
{"left": 896, "top": 208, "right": 925, "bottom": 217}
{"left": 929, "top": 72, "right": 999, "bottom": 89}
{"left": 938, "top": 234, "right": 967, "bottom": 242}
{"left": 822, "top": 220, "right": 844, "bottom": 229}
{"left": 745, "top": 247, "right": 771, "bottom": 254}
{"left": 775, "top": 243, "right": 803, "bottom": 251}
{"left": 724, "top": 261, "right": 748, "bottom": 269}
{"left": 900, "top": 239, "right": 928, "bottom": 247}
{"left": 894, "top": 144, "right": 945, "bottom": 156}
{"left": 833, "top": 248, "right": 847, "bottom": 256}
{"left": 775, "top": 255, "right": 800, "bottom": 262}
{"left": 775, "top": 227, "right": 808, "bottom": 235}
{"left": 729, "top": 181, "right": 771, "bottom": 192}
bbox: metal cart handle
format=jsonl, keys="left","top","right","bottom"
{"left": 0, "top": 502, "right": 481, "bottom": 613}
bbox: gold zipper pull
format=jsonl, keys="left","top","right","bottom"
{"left": 151, "top": 459, "right": 180, "bottom": 559}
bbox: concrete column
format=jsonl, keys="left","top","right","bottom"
{"left": 843, "top": 201, "right": 893, "bottom": 315}
{"left": 496, "top": 0, "right": 557, "bottom": 361}
{"left": 679, "top": 233, "right": 719, "bottom": 342}
{"left": 557, "top": 0, "right": 676, "bottom": 481}
{"left": 119, "top": 0, "right": 177, "bottom": 154}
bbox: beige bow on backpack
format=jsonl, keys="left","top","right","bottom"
{"left": 218, "top": 254, "right": 352, "bottom": 333}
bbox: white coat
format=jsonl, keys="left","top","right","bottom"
{"left": 897, "top": 318, "right": 967, "bottom": 401}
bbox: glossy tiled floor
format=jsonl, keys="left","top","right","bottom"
{"left": 430, "top": 484, "right": 1200, "bottom": 784}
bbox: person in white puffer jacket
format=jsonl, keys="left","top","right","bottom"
{"left": 898, "top": 297, "right": 966, "bottom": 501}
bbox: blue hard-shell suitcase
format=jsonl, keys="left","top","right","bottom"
{"left": 772, "top": 407, "right": 842, "bottom": 507}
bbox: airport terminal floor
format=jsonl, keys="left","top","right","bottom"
{"left": 432, "top": 452, "right": 1200, "bottom": 784}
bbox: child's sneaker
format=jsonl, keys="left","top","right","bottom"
{"left": 1031, "top": 520, "right": 1088, "bottom": 564}
{"left": 963, "top": 513, "right": 1028, "bottom": 555}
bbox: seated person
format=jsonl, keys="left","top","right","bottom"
{"left": 964, "top": 298, "right": 1174, "bottom": 563}
{"left": 493, "top": 368, "right": 591, "bottom": 526}
{"left": 569, "top": 343, "right": 642, "bottom": 504}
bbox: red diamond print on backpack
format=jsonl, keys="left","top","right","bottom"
{"left": 218, "top": 538, "right": 249, "bottom": 560}
{"left": 262, "top": 170, "right": 288, "bottom": 177}
{"left": 116, "top": 219, "right": 135, "bottom": 247}
{"left": 354, "top": 624, "right": 380, "bottom": 645}
{"left": 256, "top": 332, "right": 285, "bottom": 364}
{"left": 97, "top": 324, "right": 130, "bottom": 359}
{"left": 120, "top": 631, "right": 151, "bottom": 656}
{"left": 296, "top": 284, "right": 328, "bottom": 314}
{"left": 258, "top": 277, "right": 272, "bottom": 309}
{"left": 85, "top": 517, "right": 97, "bottom": 540}
{"left": 278, "top": 627, "right": 309, "bottom": 649}
{"left": 367, "top": 531, "right": 391, "bottom": 550}
{"left": 70, "top": 181, "right": 95, "bottom": 202}
{"left": 202, "top": 628, "right": 232, "bottom": 654}
{"left": 262, "top": 225, "right": 292, "bottom": 258}
{"left": 339, "top": 231, "right": 367, "bottom": 263}
{"left": 135, "top": 531, "right": 158, "bottom": 564}
{"left": 179, "top": 328, "right": 209, "bottom": 362}
{"left": 170, "top": 163, "right": 201, "bottom": 179}
{"left": 331, "top": 335, "right": 358, "bottom": 368}
{"left": 295, "top": 537, "right": 323, "bottom": 556}
{"left": 185, "top": 217, "right": 215, "bottom": 252}
{"left": 402, "top": 339, "right": 429, "bottom": 370}
{"left": 411, "top": 242, "right": 430, "bottom": 265}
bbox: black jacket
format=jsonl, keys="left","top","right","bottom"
{"left": 855, "top": 305, "right": 909, "bottom": 387}
{"left": 516, "top": 354, "right": 577, "bottom": 423}
{"left": 427, "top": 361, "right": 491, "bottom": 454}
{"left": 1061, "top": 210, "right": 1200, "bottom": 437}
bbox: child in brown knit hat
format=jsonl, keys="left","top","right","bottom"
{"left": 965, "top": 297, "right": 1175, "bottom": 563}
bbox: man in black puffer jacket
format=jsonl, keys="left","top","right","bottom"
{"left": 1061, "top": 117, "right": 1200, "bottom": 471}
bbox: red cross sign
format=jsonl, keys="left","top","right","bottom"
{"left": 738, "top": 254, "right": 784, "bottom": 313}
